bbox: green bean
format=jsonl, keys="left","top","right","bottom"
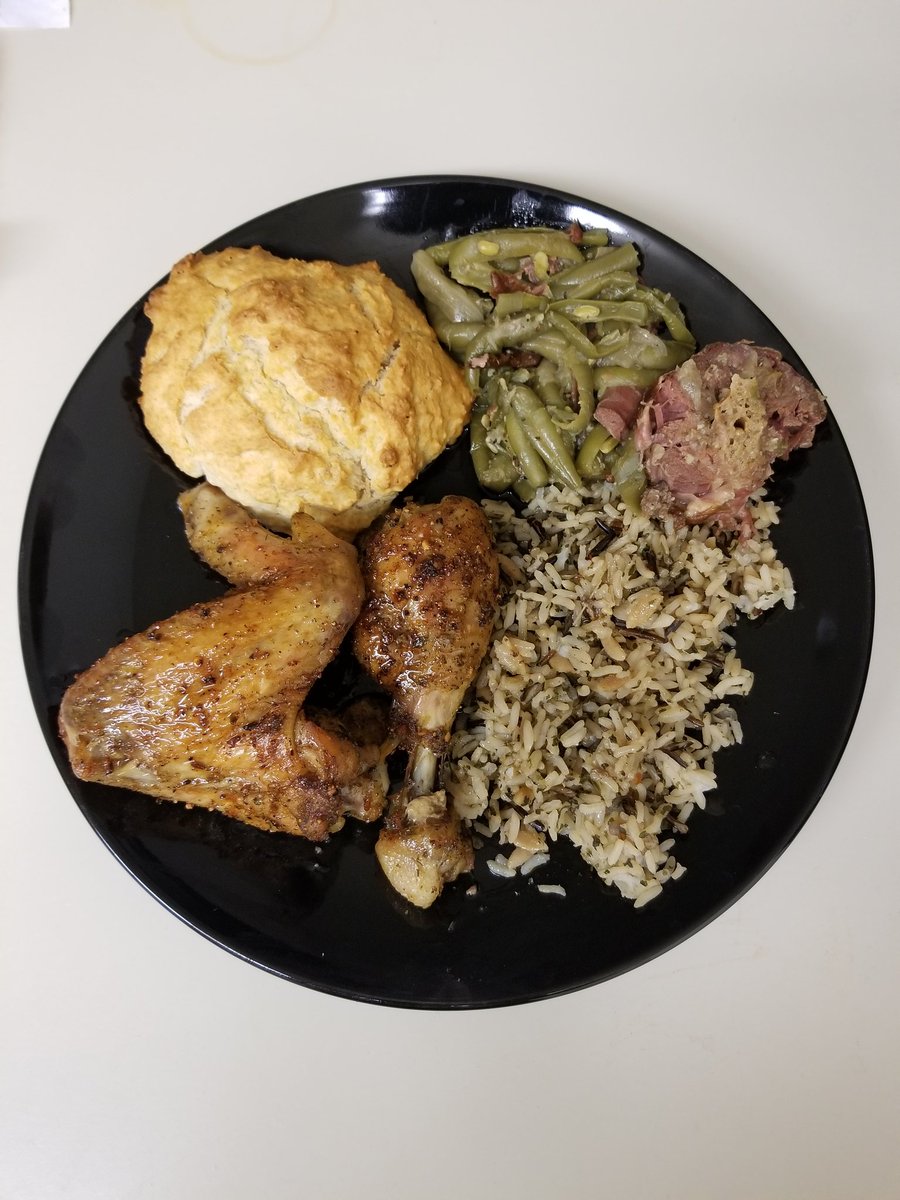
{"left": 631, "top": 336, "right": 693, "bottom": 371}
{"left": 447, "top": 227, "right": 582, "bottom": 289}
{"left": 580, "top": 228, "right": 611, "bottom": 247}
{"left": 533, "top": 357, "right": 565, "bottom": 410}
{"left": 608, "top": 436, "right": 646, "bottom": 512}
{"left": 494, "top": 227, "right": 584, "bottom": 259}
{"left": 425, "top": 308, "right": 483, "bottom": 356}
{"left": 463, "top": 310, "right": 547, "bottom": 363}
{"left": 483, "top": 370, "right": 506, "bottom": 403}
{"left": 547, "top": 309, "right": 601, "bottom": 359}
{"left": 522, "top": 335, "right": 593, "bottom": 405}
{"left": 468, "top": 392, "right": 521, "bottom": 492}
{"left": 547, "top": 300, "right": 604, "bottom": 322}
{"left": 609, "top": 435, "right": 640, "bottom": 477}
{"left": 468, "top": 401, "right": 490, "bottom": 459}
{"left": 654, "top": 339, "right": 694, "bottom": 369}
{"left": 549, "top": 299, "right": 649, "bottom": 324}
{"left": 520, "top": 335, "right": 595, "bottom": 433}
{"left": 591, "top": 328, "right": 633, "bottom": 360}
{"left": 584, "top": 271, "right": 643, "bottom": 301}
{"left": 505, "top": 409, "right": 550, "bottom": 489}
{"left": 508, "top": 385, "right": 582, "bottom": 490}
{"left": 593, "top": 365, "right": 664, "bottom": 395}
{"left": 413, "top": 224, "right": 696, "bottom": 506}
{"left": 521, "top": 332, "right": 586, "bottom": 371}
{"left": 493, "top": 291, "right": 550, "bottom": 318}
{"left": 468, "top": 403, "right": 514, "bottom": 491}
{"left": 549, "top": 243, "right": 640, "bottom": 297}
{"left": 634, "top": 286, "right": 695, "bottom": 346}
{"left": 411, "top": 249, "right": 484, "bottom": 324}
{"left": 575, "top": 424, "right": 618, "bottom": 478}
{"left": 595, "top": 327, "right": 694, "bottom": 371}
{"left": 494, "top": 257, "right": 526, "bottom": 273}
{"left": 561, "top": 352, "right": 597, "bottom": 434}
{"left": 600, "top": 300, "right": 650, "bottom": 324}
{"left": 617, "top": 470, "right": 647, "bottom": 514}
{"left": 552, "top": 394, "right": 594, "bottom": 437}
{"left": 476, "top": 445, "right": 520, "bottom": 492}
{"left": 425, "top": 237, "right": 465, "bottom": 266}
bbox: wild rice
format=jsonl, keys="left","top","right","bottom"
{"left": 447, "top": 481, "right": 794, "bottom": 906}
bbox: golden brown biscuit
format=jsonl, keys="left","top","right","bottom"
{"left": 138, "top": 246, "right": 474, "bottom": 535}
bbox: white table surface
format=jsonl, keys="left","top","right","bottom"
{"left": 3, "top": 2, "right": 899, "bottom": 1197}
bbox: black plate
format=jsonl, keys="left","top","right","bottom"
{"left": 18, "top": 176, "right": 874, "bottom": 1008}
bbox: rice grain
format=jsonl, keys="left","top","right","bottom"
{"left": 448, "top": 481, "right": 793, "bottom": 907}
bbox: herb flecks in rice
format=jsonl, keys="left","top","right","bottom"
{"left": 447, "top": 481, "right": 794, "bottom": 907}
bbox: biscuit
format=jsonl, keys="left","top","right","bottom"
{"left": 138, "top": 246, "right": 474, "bottom": 535}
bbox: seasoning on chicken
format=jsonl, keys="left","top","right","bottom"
{"left": 352, "top": 496, "right": 500, "bottom": 907}
{"left": 634, "top": 341, "right": 827, "bottom": 535}
{"left": 58, "top": 484, "right": 389, "bottom": 840}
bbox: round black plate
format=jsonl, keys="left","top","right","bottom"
{"left": 18, "top": 176, "right": 874, "bottom": 1008}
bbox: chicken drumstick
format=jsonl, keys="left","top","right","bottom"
{"left": 353, "top": 495, "right": 500, "bottom": 907}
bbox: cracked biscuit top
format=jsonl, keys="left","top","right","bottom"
{"left": 138, "top": 245, "right": 474, "bottom": 536}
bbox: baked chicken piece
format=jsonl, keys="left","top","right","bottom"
{"left": 353, "top": 496, "right": 500, "bottom": 907}
{"left": 59, "top": 483, "right": 388, "bottom": 840}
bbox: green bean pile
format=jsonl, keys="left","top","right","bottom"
{"left": 411, "top": 224, "right": 696, "bottom": 506}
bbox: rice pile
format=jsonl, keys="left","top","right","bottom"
{"left": 446, "top": 482, "right": 794, "bottom": 906}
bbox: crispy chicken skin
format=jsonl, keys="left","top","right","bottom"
{"left": 352, "top": 495, "right": 500, "bottom": 752}
{"left": 353, "top": 496, "right": 500, "bottom": 906}
{"left": 58, "top": 484, "right": 388, "bottom": 840}
{"left": 375, "top": 791, "right": 475, "bottom": 911}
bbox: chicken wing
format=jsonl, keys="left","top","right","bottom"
{"left": 59, "top": 484, "right": 388, "bottom": 840}
{"left": 352, "top": 496, "right": 500, "bottom": 906}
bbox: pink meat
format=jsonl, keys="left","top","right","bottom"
{"left": 635, "top": 341, "right": 827, "bottom": 535}
{"left": 489, "top": 270, "right": 549, "bottom": 298}
{"left": 594, "top": 385, "right": 645, "bottom": 442}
